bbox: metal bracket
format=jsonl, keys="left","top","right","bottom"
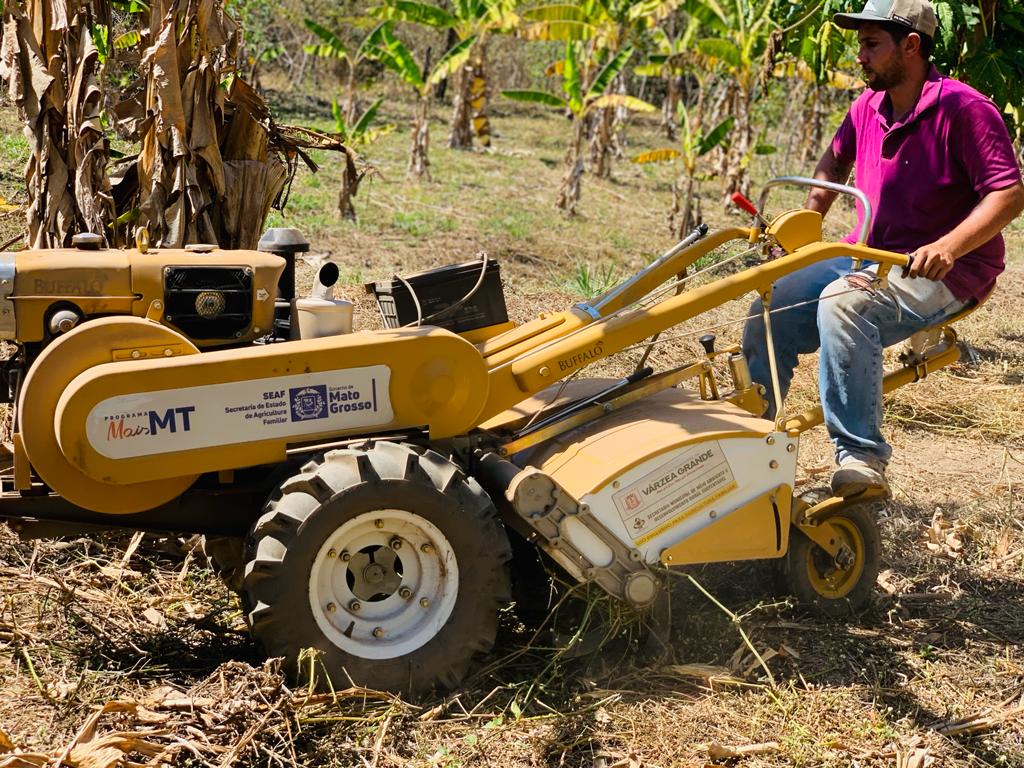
{"left": 697, "top": 361, "right": 720, "bottom": 400}
{"left": 794, "top": 517, "right": 848, "bottom": 559}
{"left": 793, "top": 488, "right": 887, "bottom": 558}
{"left": 573, "top": 302, "right": 601, "bottom": 320}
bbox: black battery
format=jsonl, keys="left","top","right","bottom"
{"left": 368, "top": 258, "right": 508, "bottom": 333}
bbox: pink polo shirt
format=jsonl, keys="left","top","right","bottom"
{"left": 832, "top": 66, "right": 1022, "bottom": 301}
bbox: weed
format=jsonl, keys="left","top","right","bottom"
{"left": 557, "top": 260, "right": 619, "bottom": 298}
{"left": 283, "top": 191, "right": 325, "bottom": 213}
{"left": 266, "top": 208, "right": 335, "bottom": 235}
{"left": 390, "top": 210, "right": 457, "bottom": 237}
{"left": 484, "top": 210, "right": 535, "bottom": 239}
{"left": 608, "top": 232, "right": 634, "bottom": 252}
{"left": 0, "top": 132, "right": 28, "bottom": 166}
{"left": 337, "top": 266, "right": 364, "bottom": 285}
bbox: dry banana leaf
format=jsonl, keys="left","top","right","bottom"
{"left": 0, "top": 1, "right": 112, "bottom": 248}
{"left": 4, "top": 0, "right": 345, "bottom": 251}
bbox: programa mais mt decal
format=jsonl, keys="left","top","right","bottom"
{"left": 86, "top": 366, "right": 392, "bottom": 459}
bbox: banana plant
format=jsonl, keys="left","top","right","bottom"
{"left": 633, "top": 103, "right": 733, "bottom": 237}
{"left": 933, "top": 0, "right": 1024, "bottom": 119}
{"left": 303, "top": 19, "right": 381, "bottom": 127}
{"left": 363, "top": 22, "right": 476, "bottom": 178}
{"left": 373, "top": 0, "right": 519, "bottom": 150}
{"left": 522, "top": 0, "right": 670, "bottom": 179}
{"left": 693, "top": 0, "right": 781, "bottom": 201}
{"left": 331, "top": 98, "right": 393, "bottom": 220}
{"left": 634, "top": 19, "right": 700, "bottom": 141}
{"left": 503, "top": 42, "right": 654, "bottom": 214}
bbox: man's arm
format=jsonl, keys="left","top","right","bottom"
{"left": 907, "top": 182, "right": 1024, "bottom": 280}
{"left": 805, "top": 146, "right": 854, "bottom": 215}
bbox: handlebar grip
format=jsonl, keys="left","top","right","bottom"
{"left": 625, "top": 366, "right": 654, "bottom": 385}
{"left": 730, "top": 192, "right": 759, "bottom": 217}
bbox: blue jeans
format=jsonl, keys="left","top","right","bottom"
{"left": 741, "top": 256, "right": 967, "bottom": 465}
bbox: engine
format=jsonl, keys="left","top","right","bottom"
{"left": 0, "top": 232, "right": 302, "bottom": 402}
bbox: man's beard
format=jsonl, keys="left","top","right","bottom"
{"left": 865, "top": 58, "right": 906, "bottom": 91}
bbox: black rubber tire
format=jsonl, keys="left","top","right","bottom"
{"left": 242, "top": 441, "right": 512, "bottom": 697}
{"left": 779, "top": 505, "right": 881, "bottom": 618}
{"left": 507, "top": 527, "right": 558, "bottom": 629}
{"left": 200, "top": 536, "right": 246, "bottom": 593}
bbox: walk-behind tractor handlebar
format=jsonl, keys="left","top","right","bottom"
{"left": 757, "top": 175, "right": 874, "bottom": 244}
{"left": 0, "top": 177, "right": 971, "bottom": 696}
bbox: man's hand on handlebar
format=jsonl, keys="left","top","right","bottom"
{"left": 904, "top": 240, "right": 956, "bottom": 281}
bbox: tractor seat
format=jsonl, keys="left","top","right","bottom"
{"left": 900, "top": 287, "right": 992, "bottom": 363}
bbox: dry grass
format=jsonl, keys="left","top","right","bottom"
{"left": 1, "top": 90, "right": 1024, "bottom": 767}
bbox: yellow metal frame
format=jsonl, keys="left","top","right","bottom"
{"left": 660, "top": 485, "right": 792, "bottom": 566}
{"left": 474, "top": 235, "right": 910, "bottom": 424}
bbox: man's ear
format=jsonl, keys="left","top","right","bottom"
{"left": 904, "top": 31, "right": 922, "bottom": 58}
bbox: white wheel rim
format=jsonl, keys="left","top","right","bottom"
{"left": 309, "top": 510, "right": 459, "bottom": 660}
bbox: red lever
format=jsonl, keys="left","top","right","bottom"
{"left": 731, "top": 191, "right": 759, "bottom": 217}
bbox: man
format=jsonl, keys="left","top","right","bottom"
{"left": 742, "top": 0, "right": 1024, "bottom": 497}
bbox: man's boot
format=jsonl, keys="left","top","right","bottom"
{"left": 831, "top": 456, "right": 888, "bottom": 497}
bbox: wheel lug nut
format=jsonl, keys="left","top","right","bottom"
{"left": 420, "top": 542, "right": 433, "bottom": 554}
{"left": 372, "top": 626, "right": 385, "bottom": 638}
{"left": 374, "top": 519, "right": 384, "bottom": 529}
{"left": 340, "top": 550, "right": 351, "bottom": 562}
{"left": 349, "top": 600, "right": 361, "bottom": 612}
{"left": 390, "top": 537, "right": 402, "bottom": 550}
{"left": 327, "top": 549, "right": 337, "bottom": 558}
{"left": 326, "top": 602, "right": 337, "bottom": 613}
{"left": 399, "top": 587, "right": 412, "bottom": 599}
{"left": 419, "top": 597, "right": 430, "bottom": 608}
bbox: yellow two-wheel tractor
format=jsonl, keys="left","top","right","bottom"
{"left": 0, "top": 179, "right": 974, "bottom": 695}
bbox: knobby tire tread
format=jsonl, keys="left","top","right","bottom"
{"left": 242, "top": 441, "right": 511, "bottom": 696}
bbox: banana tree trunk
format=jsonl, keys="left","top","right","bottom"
{"left": 776, "top": 78, "right": 804, "bottom": 172}
{"left": 469, "top": 40, "right": 492, "bottom": 148}
{"left": 344, "top": 64, "right": 357, "bottom": 127}
{"left": 611, "top": 75, "right": 629, "bottom": 158}
{"left": 589, "top": 106, "right": 613, "bottom": 179}
{"left": 801, "top": 84, "right": 827, "bottom": 162}
{"left": 448, "top": 38, "right": 490, "bottom": 150}
{"left": 557, "top": 116, "right": 586, "bottom": 214}
{"left": 588, "top": 73, "right": 627, "bottom": 180}
{"left": 661, "top": 72, "right": 681, "bottom": 141}
{"left": 722, "top": 82, "right": 751, "bottom": 202}
{"left": 670, "top": 82, "right": 704, "bottom": 238}
{"left": 448, "top": 55, "right": 473, "bottom": 149}
{"left": 709, "top": 78, "right": 734, "bottom": 182}
{"left": 130, "top": 0, "right": 290, "bottom": 248}
{"left": 1, "top": 0, "right": 114, "bottom": 248}
{"left": 338, "top": 147, "right": 361, "bottom": 220}
{"left": 670, "top": 172, "right": 703, "bottom": 239}
{"left": 409, "top": 94, "right": 431, "bottom": 179}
